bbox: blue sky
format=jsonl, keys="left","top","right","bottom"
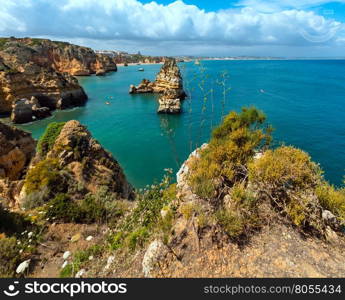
{"left": 0, "top": 0, "right": 345, "bottom": 57}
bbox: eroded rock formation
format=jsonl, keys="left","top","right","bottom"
{"left": 45, "top": 120, "right": 134, "bottom": 199}
{"left": 0, "top": 38, "right": 118, "bottom": 123}
{"left": 0, "top": 122, "right": 36, "bottom": 206}
{"left": 0, "top": 122, "right": 36, "bottom": 180}
{"left": 157, "top": 89, "right": 182, "bottom": 114}
{"left": 129, "top": 58, "right": 186, "bottom": 113}
{"left": 135, "top": 146, "right": 345, "bottom": 278}
{"left": 18, "top": 120, "right": 134, "bottom": 207}
{"left": 11, "top": 97, "right": 52, "bottom": 124}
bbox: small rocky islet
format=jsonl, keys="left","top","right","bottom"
{"left": 129, "top": 58, "right": 186, "bottom": 114}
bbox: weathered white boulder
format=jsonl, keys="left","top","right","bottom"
{"left": 142, "top": 240, "right": 168, "bottom": 277}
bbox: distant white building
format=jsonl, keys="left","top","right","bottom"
{"left": 95, "top": 50, "right": 129, "bottom": 57}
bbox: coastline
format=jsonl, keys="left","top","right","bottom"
{"left": 117, "top": 62, "right": 163, "bottom": 67}
{"left": 5, "top": 59, "right": 345, "bottom": 188}
{"left": 199, "top": 57, "right": 345, "bottom": 61}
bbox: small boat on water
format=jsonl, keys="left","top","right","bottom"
{"left": 105, "top": 101, "right": 110, "bottom": 105}
{"left": 194, "top": 59, "right": 200, "bottom": 65}
{"left": 138, "top": 68, "right": 144, "bottom": 71}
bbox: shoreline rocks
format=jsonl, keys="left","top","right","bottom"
{"left": 129, "top": 58, "right": 186, "bottom": 114}
{"left": 129, "top": 79, "right": 154, "bottom": 94}
{"left": 96, "top": 69, "right": 106, "bottom": 76}
{"left": 10, "top": 97, "right": 52, "bottom": 124}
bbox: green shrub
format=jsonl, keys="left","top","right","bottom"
{"left": 316, "top": 184, "right": 345, "bottom": 222}
{"left": 24, "top": 158, "right": 62, "bottom": 196}
{"left": 46, "top": 191, "right": 123, "bottom": 224}
{"left": 21, "top": 187, "right": 49, "bottom": 210}
{"left": 108, "top": 178, "right": 176, "bottom": 251}
{"left": 37, "top": 122, "right": 65, "bottom": 156}
{"left": 188, "top": 107, "right": 272, "bottom": 199}
{"left": 79, "top": 194, "right": 107, "bottom": 224}
{"left": 216, "top": 183, "right": 260, "bottom": 239}
{"left": 108, "top": 232, "right": 126, "bottom": 251}
{"left": 180, "top": 202, "right": 201, "bottom": 220}
{"left": 216, "top": 210, "right": 244, "bottom": 238}
{"left": 59, "top": 264, "right": 73, "bottom": 278}
{"left": 248, "top": 146, "right": 324, "bottom": 229}
{"left": 125, "top": 227, "right": 149, "bottom": 251}
{"left": 127, "top": 181, "right": 175, "bottom": 230}
{"left": 0, "top": 38, "right": 9, "bottom": 50}
{"left": 248, "top": 146, "right": 322, "bottom": 191}
{"left": 60, "top": 245, "right": 103, "bottom": 278}
{"left": 158, "top": 206, "right": 175, "bottom": 244}
{"left": 46, "top": 194, "right": 84, "bottom": 223}
{"left": 0, "top": 205, "right": 31, "bottom": 236}
{"left": 0, "top": 237, "right": 21, "bottom": 277}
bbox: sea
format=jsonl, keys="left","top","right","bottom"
{"left": 16, "top": 60, "right": 345, "bottom": 188}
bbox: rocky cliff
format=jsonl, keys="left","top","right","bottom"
{"left": 143, "top": 146, "right": 345, "bottom": 277}
{"left": 129, "top": 58, "right": 186, "bottom": 113}
{"left": 68, "top": 108, "right": 344, "bottom": 279}
{"left": 0, "top": 122, "right": 36, "bottom": 206}
{"left": 0, "top": 120, "right": 136, "bottom": 277}
{"left": 0, "top": 119, "right": 133, "bottom": 210}
{"left": 2, "top": 107, "right": 345, "bottom": 279}
{"left": 45, "top": 120, "right": 134, "bottom": 199}
{"left": 0, "top": 38, "right": 117, "bottom": 123}
{"left": 17, "top": 120, "right": 134, "bottom": 207}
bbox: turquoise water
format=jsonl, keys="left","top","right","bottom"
{"left": 16, "top": 60, "right": 345, "bottom": 188}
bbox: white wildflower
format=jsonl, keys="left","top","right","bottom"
{"left": 104, "top": 256, "right": 115, "bottom": 270}
{"left": 16, "top": 259, "right": 30, "bottom": 274}
{"left": 63, "top": 251, "right": 71, "bottom": 260}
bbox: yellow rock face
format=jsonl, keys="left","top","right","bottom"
{"left": 0, "top": 38, "right": 117, "bottom": 117}
{"left": 0, "top": 122, "right": 36, "bottom": 181}
{"left": 0, "top": 148, "right": 26, "bottom": 181}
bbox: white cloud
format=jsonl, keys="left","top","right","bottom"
{"left": 0, "top": 0, "right": 344, "bottom": 56}
{"left": 235, "top": 0, "right": 345, "bottom": 12}
{"left": 0, "top": 0, "right": 27, "bottom": 33}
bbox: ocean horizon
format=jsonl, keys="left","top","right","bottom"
{"left": 16, "top": 59, "right": 345, "bottom": 188}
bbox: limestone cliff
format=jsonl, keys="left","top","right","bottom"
{"left": 0, "top": 38, "right": 117, "bottom": 123}
{"left": 141, "top": 146, "right": 345, "bottom": 277}
{"left": 121, "top": 146, "right": 345, "bottom": 278}
{"left": 129, "top": 58, "right": 186, "bottom": 113}
{"left": 0, "top": 38, "right": 117, "bottom": 76}
{"left": 0, "top": 122, "right": 35, "bottom": 180}
{"left": 46, "top": 120, "right": 134, "bottom": 199}
{"left": 0, "top": 122, "right": 36, "bottom": 206}
{"left": 19, "top": 120, "right": 134, "bottom": 206}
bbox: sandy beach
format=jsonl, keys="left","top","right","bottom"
{"left": 117, "top": 62, "right": 163, "bottom": 67}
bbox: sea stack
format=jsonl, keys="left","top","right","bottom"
{"left": 129, "top": 58, "right": 186, "bottom": 114}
